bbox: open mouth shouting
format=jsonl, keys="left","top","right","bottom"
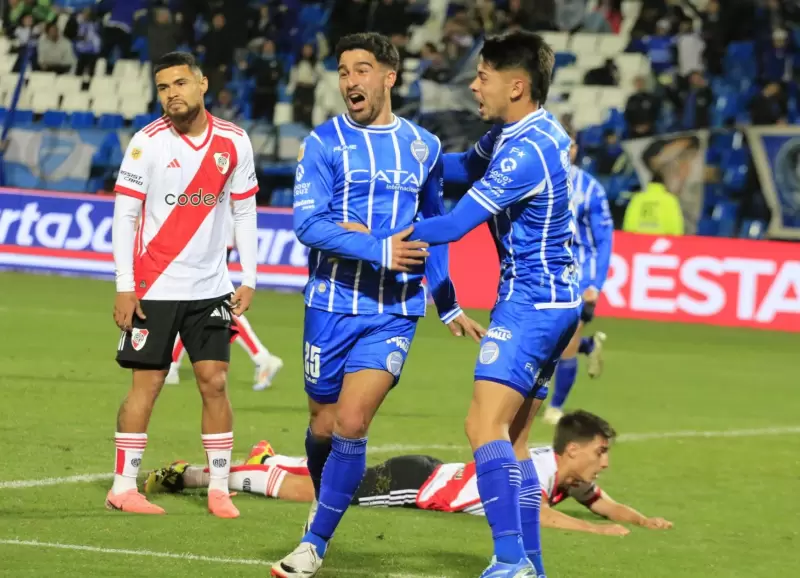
{"left": 347, "top": 92, "right": 367, "bottom": 113}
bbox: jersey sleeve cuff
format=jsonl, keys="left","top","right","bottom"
{"left": 114, "top": 186, "right": 146, "bottom": 201}
{"left": 240, "top": 274, "right": 257, "bottom": 289}
{"left": 231, "top": 186, "right": 259, "bottom": 201}
{"left": 439, "top": 306, "right": 463, "bottom": 324}
{"left": 467, "top": 187, "right": 502, "bottom": 215}
{"left": 116, "top": 274, "right": 135, "bottom": 292}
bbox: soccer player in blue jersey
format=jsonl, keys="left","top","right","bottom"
{"left": 272, "top": 33, "right": 484, "bottom": 578}
{"left": 367, "top": 31, "right": 578, "bottom": 578}
{"left": 544, "top": 139, "right": 614, "bottom": 425}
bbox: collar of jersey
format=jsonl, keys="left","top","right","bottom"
{"left": 501, "top": 107, "right": 546, "bottom": 137}
{"left": 341, "top": 113, "right": 400, "bottom": 133}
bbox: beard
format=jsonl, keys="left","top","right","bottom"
{"left": 165, "top": 101, "right": 202, "bottom": 125}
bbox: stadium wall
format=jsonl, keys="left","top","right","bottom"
{"left": 1, "top": 188, "right": 798, "bottom": 332}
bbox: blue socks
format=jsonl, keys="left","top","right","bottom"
{"left": 475, "top": 440, "right": 526, "bottom": 564}
{"left": 304, "top": 434, "right": 367, "bottom": 557}
{"left": 304, "top": 428, "right": 332, "bottom": 499}
{"left": 579, "top": 336, "right": 595, "bottom": 355}
{"left": 519, "top": 458, "right": 545, "bottom": 575}
{"left": 551, "top": 357, "right": 578, "bottom": 409}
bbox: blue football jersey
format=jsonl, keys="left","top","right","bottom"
{"left": 569, "top": 166, "right": 614, "bottom": 292}
{"left": 293, "top": 114, "right": 460, "bottom": 322}
{"left": 417, "top": 108, "right": 580, "bottom": 308}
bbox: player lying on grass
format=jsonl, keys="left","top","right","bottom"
{"left": 146, "top": 408, "right": 672, "bottom": 535}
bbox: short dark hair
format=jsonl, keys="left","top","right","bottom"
{"left": 480, "top": 30, "right": 555, "bottom": 104}
{"left": 154, "top": 51, "right": 202, "bottom": 76}
{"left": 335, "top": 32, "right": 400, "bottom": 71}
{"left": 553, "top": 410, "right": 617, "bottom": 454}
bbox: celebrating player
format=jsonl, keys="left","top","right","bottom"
{"left": 167, "top": 201, "right": 284, "bottom": 391}
{"left": 273, "top": 32, "right": 484, "bottom": 577}
{"left": 364, "top": 31, "right": 577, "bottom": 577}
{"left": 544, "top": 139, "right": 613, "bottom": 425}
{"left": 147, "top": 409, "right": 672, "bottom": 536}
{"left": 109, "top": 51, "right": 258, "bottom": 519}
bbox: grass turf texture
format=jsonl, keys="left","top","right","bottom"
{"left": 0, "top": 272, "right": 797, "bottom": 577}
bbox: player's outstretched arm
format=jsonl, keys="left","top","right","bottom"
{"left": 589, "top": 492, "right": 673, "bottom": 530}
{"left": 419, "top": 147, "right": 485, "bottom": 342}
{"left": 540, "top": 503, "right": 630, "bottom": 536}
{"left": 442, "top": 126, "right": 501, "bottom": 188}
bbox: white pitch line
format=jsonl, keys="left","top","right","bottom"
{"left": 0, "top": 539, "right": 445, "bottom": 578}
{"left": 3, "top": 426, "right": 800, "bottom": 490}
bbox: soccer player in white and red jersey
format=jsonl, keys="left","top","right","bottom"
{"left": 148, "top": 410, "right": 672, "bottom": 535}
{"left": 109, "top": 51, "right": 259, "bottom": 518}
{"left": 167, "top": 200, "right": 284, "bottom": 391}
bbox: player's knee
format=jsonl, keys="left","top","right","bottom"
{"left": 334, "top": 410, "right": 370, "bottom": 439}
{"left": 130, "top": 369, "right": 167, "bottom": 398}
{"left": 195, "top": 368, "right": 228, "bottom": 399}
{"left": 309, "top": 406, "right": 336, "bottom": 439}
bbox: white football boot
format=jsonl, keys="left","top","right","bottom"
{"left": 587, "top": 332, "right": 607, "bottom": 379}
{"left": 270, "top": 542, "right": 324, "bottom": 577}
{"left": 253, "top": 353, "right": 284, "bottom": 391}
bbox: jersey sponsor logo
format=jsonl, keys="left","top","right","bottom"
{"left": 499, "top": 157, "right": 517, "bottom": 173}
{"left": 131, "top": 147, "right": 142, "bottom": 160}
{"left": 294, "top": 182, "right": 311, "bottom": 196}
{"left": 295, "top": 164, "right": 305, "bottom": 182}
{"left": 385, "top": 351, "right": 404, "bottom": 376}
{"left": 486, "top": 170, "right": 513, "bottom": 187}
{"left": 478, "top": 341, "right": 500, "bottom": 364}
{"left": 509, "top": 147, "right": 526, "bottom": 158}
{"left": 333, "top": 144, "right": 357, "bottom": 153}
{"left": 345, "top": 169, "right": 421, "bottom": 193}
{"left": 485, "top": 326, "right": 512, "bottom": 341}
{"left": 165, "top": 189, "right": 223, "bottom": 207}
{"left": 410, "top": 139, "right": 429, "bottom": 163}
{"left": 131, "top": 328, "right": 149, "bottom": 351}
{"left": 385, "top": 336, "right": 411, "bottom": 352}
{"left": 119, "top": 170, "right": 144, "bottom": 187}
{"left": 214, "top": 152, "right": 231, "bottom": 175}
{"left": 293, "top": 198, "right": 315, "bottom": 211}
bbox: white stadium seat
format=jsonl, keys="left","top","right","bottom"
{"left": 569, "top": 33, "right": 602, "bottom": 57}
{"left": 599, "top": 87, "right": 629, "bottom": 111}
{"left": 272, "top": 102, "right": 293, "bottom": 125}
{"left": 113, "top": 59, "right": 142, "bottom": 81}
{"left": 30, "top": 91, "right": 60, "bottom": 114}
{"left": 28, "top": 71, "right": 57, "bottom": 91}
{"left": 61, "top": 92, "right": 92, "bottom": 113}
{"left": 120, "top": 95, "right": 149, "bottom": 119}
{"left": 89, "top": 75, "right": 118, "bottom": 98}
{"left": 552, "top": 67, "right": 584, "bottom": 90}
{"left": 54, "top": 74, "right": 83, "bottom": 97}
{"left": 599, "top": 34, "right": 628, "bottom": 57}
{"left": 568, "top": 86, "right": 601, "bottom": 109}
{"left": 92, "top": 94, "right": 120, "bottom": 116}
{"left": 540, "top": 32, "right": 569, "bottom": 52}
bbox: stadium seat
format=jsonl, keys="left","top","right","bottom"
{"left": 570, "top": 33, "right": 602, "bottom": 56}
{"left": 30, "top": 91, "right": 60, "bottom": 114}
{"left": 404, "top": 58, "right": 421, "bottom": 72}
{"left": 10, "top": 109, "right": 34, "bottom": 125}
{"left": 711, "top": 201, "right": 739, "bottom": 237}
{"left": 0, "top": 53, "right": 14, "bottom": 75}
{"left": 54, "top": 74, "right": 83, "bottom": 97}
{"left": 132, "top": 112, "right": 160, "bottom": 130}
{"left": 552, "top": 67, "right": 583, "bottom": 90}
{"left": 61, "top": 92, "right": 91, "bottom": 113}
{"left": 554, "top": 51, "right": 577, "bottom": 69}
{"left": 89, "top": 76, "right": 119, "bottom": 99}
{"left": 28, "top": 71, "right": 57, "bottom": 92}
{"left": 112, "top": 59, "right": 142, "bottom": 81}
{"left": 739, "top": 219, "right": 766, "bottom": 239}
{"left": 70, "top": 111, "right": 96, "bottom": 128}
{"left": 598, "top": 34, "right": 628, "bottom": 57}
{"left": 97, "top": 113, "right": 125, "bottom": 129}
{"left": 95, "top": 58, "right": 108, "bottom": 76}
{"left": 4, "top": 89, "right": 32, "bottom": 109}
{"left": 120, "top": 95, "right": 149, "bottom": 119}
{"left": 42, "top": 110, "right": 68, "bottom": 128}
{"left": 541, "top": 32, "right": 569, "bottom": 52}
{"left": 615, "top": 53, "right": 650, "bottom": 78}
{"left": 0, "top": 74, "right": 21, "bottom": 95}
{"left": 273, "top": 103, "right": 293, "bottom": 125}
{"left": 599, "top": 87, "right": 628, "bottom": 110}
{"left": 92, "top": 94, "right": 121, "bottom": 116}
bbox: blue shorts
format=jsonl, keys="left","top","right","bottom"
{"left": 474, "top": 301, "right": 580, "bottom": 399}
{"left": 303, "top": 307, "right": 419, "bottom": 404}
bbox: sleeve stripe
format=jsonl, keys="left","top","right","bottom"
{"left": 474, "top": 142, "right": 490, "bottom": 160}
{"left": 440, "top": 306, "right": 463, "bottom": 324}
{"left": 114, "top": 186, "right": 146, "bottom": 200}
{"left": 382, "top": 237, "right": 391, "bottom": 269}
{"left": 231, "top": 185, "right": 259, "bottom": 200}
{"left": 467, "top": 187, "right": 502, "bottom": 214}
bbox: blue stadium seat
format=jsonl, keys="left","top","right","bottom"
{"left": 710, "top": 201, "right": 739, "bottom": 237}
{"left": 12, "top": 109, "right": 34, "bottom": 125}
{"left": 696, "top": 217, "right": 719, "bottom": 236}
{"left": 578, "top": 125, "right": 604, "bottom": 149}
{"left": 739, "top": 219, "right": 766, "bottom": 239}
{"left": 554, "top": 51, "right": 577, "bottom": 68}
{"left": 70, "top": 112, "right": 95, "bottom": 129}
{"left": 133, "top": 113, "right": 160, "bottom": 131}
{"left": 723, "top": 42, "right": 757, "bottom": 82}
{"left": 43, "top": 110, "right": 68, "bottom": 128}
{"left": 0, "top": 107, "right": 6, "bottom": 125}
{"left": 603, "top": 108, "right": 626, "bottom": 135}
{"left": 97, "top": 114, "right": 125, "bottom": 129}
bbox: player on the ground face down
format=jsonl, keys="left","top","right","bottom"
{"left": 110, "top": 51, "right": 258, "bottom": 519}
{"left": 167, "top": 201, "right": 284, "bottom": 391}
{"left": 357, "top": 31, "right": 578, "bottom": 577}
{"left": 273, "top": 32, "right": 485, "bottom": 578}
{"left": 147, "top": 409, "right": 672, "bottom": 536}
{"left": 543, "top": 139, "right": 614, "bottom": 425}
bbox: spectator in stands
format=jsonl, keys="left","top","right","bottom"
{"left": 556, "top": 0, "right": 589, "bottom": 33}
{"left": 198, "top": 12, "right": 235, "bottom": 100}
{"left": 248, "top": 4, "right": 277, "bottom": 44}
{"left": 38, "top": 21, "right": 75, "bottom": 75}
{"left": 420, "top": 42, "right": 450, "bottom": 83}
{"left": 642, "top": 19, "right": 677, "bottom": 78}
{"left": 7, "top": 0, "right": 54, "bottom": 30}
{"left": 72, "top": 8, "right": 102, "bottom": 78}
{"left": 625, "top": 75, "right": 660, "bottom": 138}
{"left": 11, "top": 13, "right": 36, "bottom": 53}
{"left": 441, "top": 7, "right": 476, "bottom": 62}
{"left": 700, "top": 0, "right": 724, "bottom": 75}
{"left": 594, "top": 129, "right": 623, "bottom": 176}
{"left": 210, "top": 89, "right": 241, "bottom": 122}
{"left": 760, "top": 28, "right": 791, "bottom": 83}
{"left": 676, "top": 18, "right": 704, "bottom": 80}
{"left": 583, "top": 58, "right": 619, "bottom": 86}
{"left": 598, "top": 0, "right": 623, "bottom": 34}
{"left": 675, "top": 71, "right": 713, "bottom": 130}
{"left": 148, "top": 7, "right": 182, "bottom": 63}
{"left": 287, "top": 43, "right": 324, "bottom": 128}
{"left": 101, "top": 0, "right": 146, "bottom": 74}
{"left": 250, "top": 39, "right": 283, "bottom": 123}
{"left": 372, "top": 0, "right": 413, "bottom": 37}
{"left": 470, "top": 0, "right": 503, "bottom": 35}
{"left": 750, "top": 81, "right": 788, "bottom": 125}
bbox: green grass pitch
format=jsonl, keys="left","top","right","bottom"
{"left": 0, "top": 272, "right": 797, "bottom": 577}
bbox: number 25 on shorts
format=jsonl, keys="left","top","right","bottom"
{"left": 304, "top": 342, "right": 321, "bottom": 380}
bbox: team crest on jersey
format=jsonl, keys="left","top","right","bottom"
{"left": 386, "top": 351, "right": 404, "bottom": 377}
{"left": 131, "top": 328, "right": 149, "bottom": 351}
{"left": 214, "top": 152, "right": 231, "bottom": 175}
{"left": 410, "top": 139, "right": 429, "bottom": 163}
{"left": 131, "top": 148, "right": 142, "bottom": 160}
{"left": 297, "top": 143, "right": 305, "bottom": 162}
